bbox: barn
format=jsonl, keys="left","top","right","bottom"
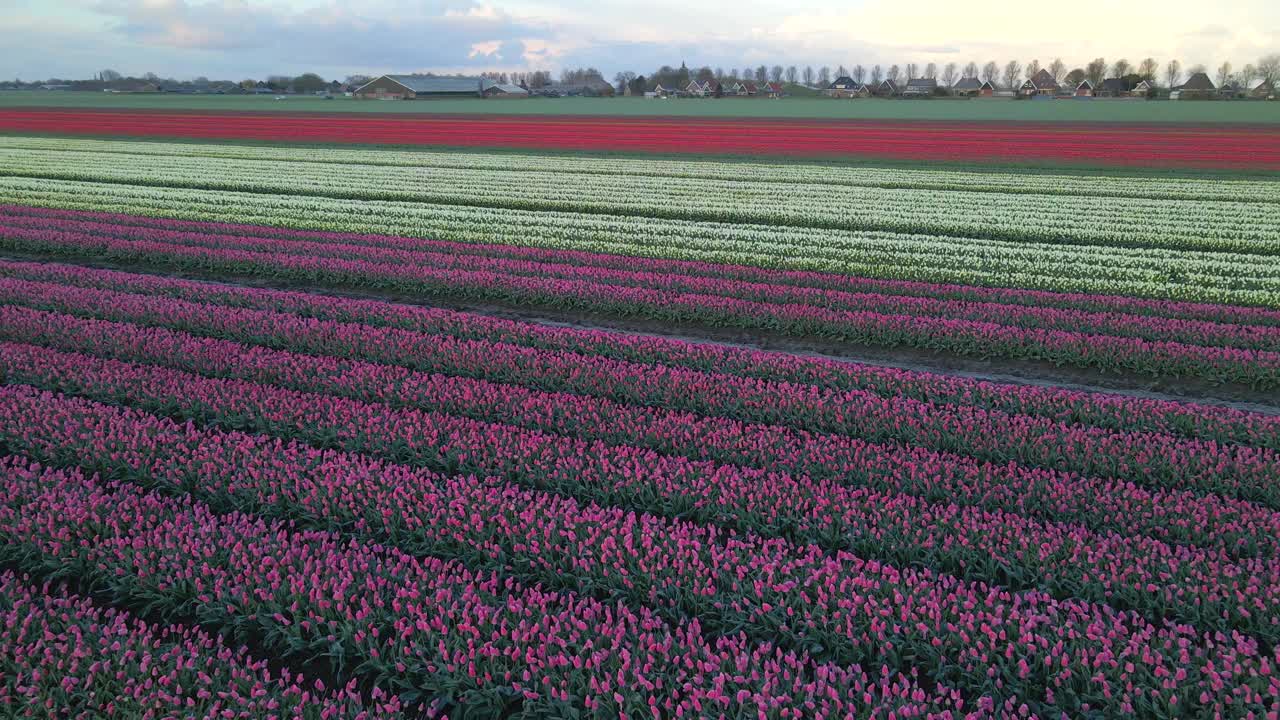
{"left": 354, "top": 75, "right": 491, "bottom": 99}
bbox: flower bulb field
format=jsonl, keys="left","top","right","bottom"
{"left": 0, "top": 104, "right": 1279, "bottom": 719}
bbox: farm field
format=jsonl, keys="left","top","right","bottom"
{"left": 4, "top": 107, "right": 1280, "bottom": 168}
{"left": 4, "top": 88, "right": 1280, "bottom": 123}
{"left": 1, "top": 109, "right": 1279, "bottom": 718}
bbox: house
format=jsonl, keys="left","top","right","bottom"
{"left": 875, "top": 78, "right": 898, "bottom": 96}
{"left": 1131, "top": 79, "right": 1153, "bottom": 96}
{"left": 1251, "top": 79, "right": 1276, "bottom": 100}
{"left": 651, "top": 82, "right": 682, "bottom": 97}
{"left": 1096, "top": 78, "right": 1127, "bottom": 97}
{"left": 762, "top": 82, "right": 785, "bottom": 98}
{"left": 1171, "top": 72, "right": 1215, "bottom": 100}
{"left": 951, "top": 77, "right": 983, "bottom": 96}
{"left": 1218, "top": 82, "right": 1245, "bottom": 99}
{"left": 902, "top": 77, "right": 938, "bottom": 97}
{"left": 354, "top": 75, "right": 492, "bottom": 99}
{"left": 1074, "top": 79, "right": 1094, "bottom": 97}
{"left": 825, "top": 76, "right": 868, "bottom": 97}
{"left": 1020, "top": 68, "right": 1060, "bottom": 96}
{"left": 731, "top": 81, "right": 759, "bottom": 96}
{"left": 532, "top": 80, "right": 612, "bottom": 97}
{"left": 482, "top": 84, "right": 529, "bottom": 98}
{"left": 979, "top": 80, "right": 997, "bottom": 97}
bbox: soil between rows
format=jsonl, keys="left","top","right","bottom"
{"left": 5, "top": 252, "right": 1275, "bottom": 414}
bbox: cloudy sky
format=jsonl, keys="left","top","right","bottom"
{"left": 3, "top": 0, "right": 1277, "bottom": 81}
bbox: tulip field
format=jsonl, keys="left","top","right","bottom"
{"left": 0, "top": 110, "right": 1279, "bottom": 718}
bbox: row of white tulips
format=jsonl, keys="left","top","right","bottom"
{"left": 0, "top": 176, "right": 1274, "bottom": 307}
{"left": 3, "top": 146, "right": 1278, "bottom": 257}
{"left": 3, "top": 135, "right": 1276, "bottom": 204}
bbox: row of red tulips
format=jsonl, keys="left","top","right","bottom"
{"left": 0, "top": 454, "right": 977, "bottom": 718}
{"left": 3, "top": 274, "right": 1274, "bottom": 510}
{"left": 3, "top": 257, "right": 1273, "bottom": 449}
{"left": 1, "top": 210, "right": 1275, "bottom": 389}
{"left": 5, "top": 302, "right": 1278, "bottom": 562}
{"left": 10, "top": 204, "right": 1278, "bottom": 328}
{"left": 0, "top": 565, "right": 406, "bottom": 719}
{"left": 2, "top": 391, "right": 1277, "bottom": 717}
{"left": 3, "top": 109, "right": 1279, "bottom": 168}
{"left": 3, "top": 343, "right": 1278, "bottom": 647}
{"left": 3, "top": 207, "right": 1275, "bottom": 352}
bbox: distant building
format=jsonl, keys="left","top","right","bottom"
{"left": 1075, "top": 79, "right": 1095, "bottom": 97}
{"left": 651, "top": 82, "right": 681, "bottom": 97}
{"left": 731, "top": 81, "right": 759, "bottom": 96}
{"left": 979, "top": 80, "right": 997, "bottom": 97}
{"left": 762, "top": 81, "right": 785, "bottom": 98}
{"left": 875, "top": 78, "right": 898, "bottom": 96}
{"left": 902, "top": 77, "right": 938, "bottom": 97}
{"left": 951, "top": 77, "right": 983, "bottom": 96}
{"left": 1096, "top": 78, "right": 1127, "bottom": 97}
{"left": 482, "top": 84, "right": 529, "bottom": 98}
{"left": 1020, "top": 68, "right": 1060, "bottom": 96}
{"left": 1171, "top": 72, "right": 1215, "bottom": 100}
{"left": 1252, "top": 79, "right": 1276, "bottom": 99}
{"left": 1131, "top": 79, "right": 1153, "bottom": 96}
{"left": 354, "top": 75, "right": 491, "bottom": 99}
{"left": 537, "top": 78, "right": 615, "bottom": 97}
{"left": 825, "top": 76, "right": 868, "bottom": 97}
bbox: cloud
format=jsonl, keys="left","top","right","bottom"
{"left": 3, "top": 0, "right": 1278, "bottom": 81}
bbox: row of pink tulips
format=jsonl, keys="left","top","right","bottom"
{"left": 3, "top": 209, "right": 1275, "bottom": 353}
{"left": 0, "top": 564, "right": 407, "bottom": 719}
{"left": 4, "top": 301, "right": 1277, "bottom": 560}
{"left": 3, "top": 348, "right": 1278, "bottom": 646}
{"left": 0, "top": 455, "right": 972, "bottom": 719}
{"left": 0, "top": 214, "right": 1275, "bottom": 387}
{"left": 2, "top": 394, "right": 1276, "bottom": 717}
{"left": 2, "top": 274, "right": 1274, "bottom": 508}
{"left": 8, "top": 203, "right": 1278, "bottom": 328}
{"left": 3, "top": 257, "right": 1274, "bottom": 449}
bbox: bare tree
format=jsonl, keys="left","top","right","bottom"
{"left": 887, "top": 64, "right": 901, "bottom": 84}
{"left": 817, "top": 66, "right": 832, "bottom": 86}
{"left": 785, "top": 66, "right": 798, "bottom": 84}
{"left": 1165, "top": 59, "right": 1181, "bottom": 88}
{"left": 1112, "top": 58, "right": 1131, "bottom": 79}
{"left": 905, "top": 63, "right": 918, "bottom": 80}
{"left": 1261, "top": 54, "right": 1280, "bottom": 83}
{"left": 100, "top": 69, "right": 122, "bottom": 82}
{"left": 871, "top": 65, "right": 883, "bottom": 84}
{"left": 755, "top": 65, "right": 768, "bottom": 83}
{"left": 981, "top": 61, "right": 998, "bottom": 84}
{"left": 802, "top": 66, "right": 814, "bottom": 85}
{"left": 1239, "top": 64, "right": 1258, "bottom": 89}
{"left": 837, "top": 65, "right": 848, "bottom": 77}
{"left": 1002, "top": 60, "right": 1022, "bottom": 89}
{"left": 1137, "top": 58, "right": 1158, "bottom": 82}
{"left": 1085, "top": 57, "right": 1107, "bottom": 86}
{"left": 768, "top": 65, "right": 782, "bottom": 82}
{"left": 714, "top": 67, "right": 725, "bottom": 79}
{"left": 1048, "top": 58, "right": 1066, "bottom": 81}
{"left": 942, "top": 62, "right": 958, "bottom": 86}
{"left": 1216, "top": 61, "right": 1233, "bottom": 87}
{"left": 853, "top": 65, "right": 866, "bottom": 83}
{"left": 924, "top": 62, "right": 937, "bottom": 79}
{"left": 1025, "top": 59, "right": 1040, "bottom": 81}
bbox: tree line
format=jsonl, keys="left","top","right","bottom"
{"left": 8, "top": 55, "right": 1277, "bottom": 95}
{"left": 609, "top": 54, "right": 1280, "bottom": 93}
